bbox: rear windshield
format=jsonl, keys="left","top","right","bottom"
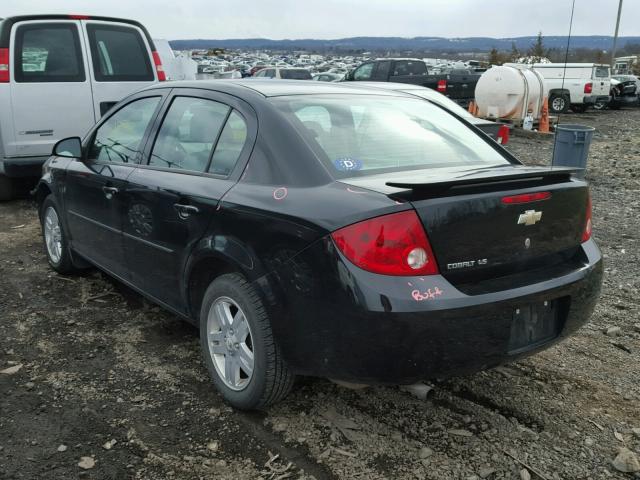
{"left": 272, "top": 95, "right": 509, "bottom": 178}
{"left": 281, "top": 69, "right": 312, "bottom": 80}
{"left": 86, "top": 23, "right": 153, "bottom": 82}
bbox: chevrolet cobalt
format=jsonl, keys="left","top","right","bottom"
{"left": 36, "top": 81, "right": 603, "bottom": 410}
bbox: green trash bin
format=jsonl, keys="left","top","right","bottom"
{"left": 552, "top": 124, "right": 595, "bottom": 178}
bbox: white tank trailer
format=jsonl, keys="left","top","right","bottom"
{"left": 475, "top": 65, "right": 547, "bottom": 122}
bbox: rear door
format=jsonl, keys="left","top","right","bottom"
{"left": 122, "top": 89, "right": 256, "bottom": 312}
{"left": 65, "top": 93, "right": 164, "bottom": 278}
{"left": 9, "top": 19, "right": 94, "bottom": 158}
{"left": 592, "top": 65, "right": 610, "bottom": 97}
{"left": 81, "top": 20, "right": 158, "bottom": 119}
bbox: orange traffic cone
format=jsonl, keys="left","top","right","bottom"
{"left": 539, "top": 97, "right": 550, "bottom": 133}
{"left": 468, "top": 100, "right": 476, "bottom": 115}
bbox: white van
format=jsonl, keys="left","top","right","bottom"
{"left": 0, "top": 14, "right": 165, "bottom": 200}
{"left": 527, "top": 63, "right": 611, "bottom": 114}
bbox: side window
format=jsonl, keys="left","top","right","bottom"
{"left": 353, "top": 63, "right": 374, "bottom": 81}
{"left": 265, "top": 69, "right": 276, "bottom": 78}
{"left": 209, "top": 111, "right": 248, "bottom": 176}
{"left": 373, "top": 61, "right": 391, "bottom": 80}
{"left": 14, "top": 23, "right": 85, "bottom": 83}
{"left": 594, "top": 66, "right": 610, "bottom": 78}
{"left": 87, "top": 97, "right": 161, "bottom": 163}
{"left": 149, "top": 97, "right": 229, "bottom": 172}
{"left": 86, "top": 24, "right": 153, "bottom": 81}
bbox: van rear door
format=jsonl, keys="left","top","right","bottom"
{"left": 8, "top": 19, "right": 95, "bottom": 158}
{"left": 81, "top": 20, "right": 159, "bottom": 120}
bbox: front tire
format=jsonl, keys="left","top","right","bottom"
{"left": 549, "top": 94, "right": 569, "bottom": 114}
{"left": 199, "top": 273, "right": 294, "bottom": 410}
{"left": 40, "top": 195, "right": 76, "bottom": 274}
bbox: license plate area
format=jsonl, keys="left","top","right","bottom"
{"left": 508, "top": 300, "right": 560, "bottom": 354}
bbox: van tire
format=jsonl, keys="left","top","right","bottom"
{"left": 199, "top": 273, "right": 295, "bottom": 410}
{"left": 0, "top": 175, "right": 14, "bottom": 202}
{"left": 549, "top": 94, "right": 569, "bottom": 114}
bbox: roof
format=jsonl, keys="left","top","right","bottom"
{"left": 145, "top": 79, "right": 411, "bottom": 98}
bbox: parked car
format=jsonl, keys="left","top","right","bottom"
{"left": 597, "top": 77, "right": 638, "bottom": 110}
{"left": 36, "top": 80, "right": 602, "bottom": 410}
{"left": 349, "top": 82, "right": 505, "bottom": 142}
{"left": 612, "top": 74, "right": 640, "bottom": 96}
{"left": 312, "top": 72, "right": 344, "bottom": 82}
{"left": 344, "top": 58, "right": 480, "bottom": 107}
{"left": 0, "top": 14, "right": 164, "bottom": 201}
{"left": 515, "top": 63, "right": 611, "bottom": 114}
{"left": 253, "top": 67, "right": 312, "bottom": 80}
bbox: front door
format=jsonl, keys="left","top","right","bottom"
{"left": 65, "top": 95, "right": 163, "bottom": 278}
{"left": 122, "top": 90, "right": 254, "bottom": 312}
{"left": 9, "top": 20, "right": 95, "bottom": 158}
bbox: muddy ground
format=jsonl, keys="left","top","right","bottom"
{"left": 1, "top": 108, "right": 639, "bottom": 480}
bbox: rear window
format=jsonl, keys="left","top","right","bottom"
{"left": 281, "top": 69, "right": 312, "bottom": 80}
{"left": 86, "top": 23, "right": 153, "bottom": 81}
{"left": 273, "top": 95, "right": 509, "bottom": 178}
{"left": 594, "top": 66, "right": 610, "bottom": 78}
{"left": 14, "top": 23, "right": 85, "bottom": 83}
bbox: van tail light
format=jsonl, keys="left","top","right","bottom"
{"left": 582, "top": 193, "right": 592, "bottom": 243}
{"left": 437, "top": 79, "right": 447, "bottom": 93}
{"left": 584, "top": 82, "right": 593, "bottom": 94}
{"left": 152, "top": 51, "right": 166, "bottom": 81}
{"left": 496, "top": 125, "right": 510, "bottom": 145}
{"left": 331, "top": 210, "right": 439, "bottom": 276}
{"left": 0, "top": 48, "right": 9, "bottom": 83}
{"left": 69, "top": 14, "right": 91, "bottom": 19}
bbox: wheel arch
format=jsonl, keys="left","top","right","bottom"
{"left": 183, "top": 240, "right": 278, "bottom": 323}
{"left": 34, "top": 181, "right": 52, "bottom": 211}
{"left": 548, "top": 88, "right": 571, "bottom": 102}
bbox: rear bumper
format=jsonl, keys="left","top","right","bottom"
{"left": 0, "top": 156, "right": 47, "bottom": 178}
{"left": 266, "top": 238, "right": 603, "bottom": 384}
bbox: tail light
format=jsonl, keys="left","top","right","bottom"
{"left": 152, "top": 51, "right": 166, "bottom": 81}
{"left": 501, "top": 191, "right": 551, "bottom": 204}
{"left": 584, "top": 82, "right": 593, "bottom": 94}
{"left": 331, "top": 210, "right": 439, "bottom": 276}
{"left": 437, "top": 79, "right": 447, "bottom": 93}
{"left": 496, "top": 125, "right": 510, "bottom": 145}
{"left": 0, "top": 48, "right": 9, "bottom": 83}
{"left": 69, "top": 14, "right": 91, "bottom": 19}
{"left": 582, "top": 193, "right": 592, "bottom": 243}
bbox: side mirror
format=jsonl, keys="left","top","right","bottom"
{"left": 53, "top": 137, "right": 82, "bottom": 159}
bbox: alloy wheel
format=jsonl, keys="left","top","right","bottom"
{"left": 44, "top": 206, "right": 63, "bottom": 264}
{"left": 206, "top": 297, "right": 255, "bottom": 391}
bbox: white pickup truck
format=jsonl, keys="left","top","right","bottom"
{"left": 506, "top": 63, "right": 611, "bottom": 114}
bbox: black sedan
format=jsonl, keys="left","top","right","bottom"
{"left": 35, "top": 80, "right": 603, "bottom": 410}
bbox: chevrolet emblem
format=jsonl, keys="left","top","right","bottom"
{"left": 517, "top": 210, "right": 542, "bottom": 226}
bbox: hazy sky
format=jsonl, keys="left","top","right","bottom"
{"left": 3, "top": 0, "right": 637, "bottom": 40}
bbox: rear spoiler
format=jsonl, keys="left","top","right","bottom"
{"left": 385, "top": 166, "right": 581, "bottom": 199}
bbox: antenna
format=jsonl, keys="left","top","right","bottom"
{"left": 551, "top": 0, "right": 576, "bottom": 168}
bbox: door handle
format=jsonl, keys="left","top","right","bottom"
{"left": 102, "top": 186, "right": 119, "bottom": 199}
{"left": 174, "top": 203, "right": 200, "bottom": 218}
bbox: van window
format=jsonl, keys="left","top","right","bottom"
{"left": 353, "top": 63, "right": 374, "bottom": 80}
{"left": 392, "top": 61, "right": 427, "bottom": 76}
{"left": 88, "top": 97, "right": 161, "bottom": 164}
{"left": 594, "top": 66, "right": 609, "bottom": 78}
{"left": 14, "top": 23, "right": 85, "bottom": 83}
{"left": 149, "top": 97, "right": 229, "bottom": 172}
{"left": 86, "top": 24, "right": 153, "bottom": 81}
{"left": 209, "top": 111, "right": 249, "bottom": 176}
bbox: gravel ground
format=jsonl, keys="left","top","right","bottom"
{"left": 1, "top": 108, "right": 639, "bottom": 480}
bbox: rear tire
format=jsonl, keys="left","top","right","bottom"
{"left": 549, "top": 94, "right": 570, "bottom": 114}
{"left": 199, "top": 273, "right": 294, "bottom": 410}
{"left": 0, "top": 174, "right": 14, "bottom": 202}
{"left": 39, "top": 195, "right": 76, "bottom": 274}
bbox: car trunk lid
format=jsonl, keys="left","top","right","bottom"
{"left": 340, "top": 165, "right": 589, "bottom": 289}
